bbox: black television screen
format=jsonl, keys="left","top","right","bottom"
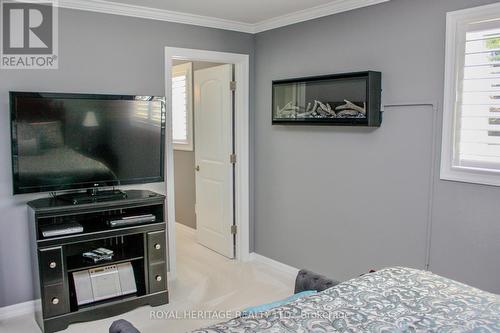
{"left": 10, "top": 92, "right": 165, "bottom": 194}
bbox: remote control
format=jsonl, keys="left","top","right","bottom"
{"left": 94, "top": 248, "right": 114, "bottom": 256}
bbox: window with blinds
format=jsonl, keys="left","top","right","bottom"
{"left": 172, "top": 75, "right": 188, "bottom": 142}
{"left": 458, "top": 26, "right": 500, "bottom": 169}
{"left": 172, "top": 62, "right": 193, "bottom": 151}
{"left": 441, "top": 3, "right": 500, "bottom": 186}
{"left": 133, "top": 99, "right": 162, "bottom": 126}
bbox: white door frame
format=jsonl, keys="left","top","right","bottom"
{"left": 164, "top": 47, "right": 250, "bottom": 279}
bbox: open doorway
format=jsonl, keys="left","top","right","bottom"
{"left": 165, "top": 48, "right": 250, "bottom": 280}
{"left": 172, "top": 60, "right": 235, "bottom": 259}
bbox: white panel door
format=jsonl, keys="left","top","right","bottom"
{"left": 194, "top": 64, "right": 234, "bottom": 258}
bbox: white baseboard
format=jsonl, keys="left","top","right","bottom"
{"left": 175, "top": 222, "right": 196, "bottom": 237}
{"left": 249, "top": 253, "right": 299, "bottom": 277}
{"left": 0, "top": 300, "right": 36, "bottom": 320}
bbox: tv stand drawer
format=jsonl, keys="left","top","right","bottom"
{"left": 148, "top": 262, "right": 167, "bottom": 293}
{"left": 39, "top": 247, "right": 64, "bottom": 286}
{"left": 147, "top": 231, "right": 166, "bottom": 264}
{"left": 42, "top": 283, "right": 69, "bottom": 318}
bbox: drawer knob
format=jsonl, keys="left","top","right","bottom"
{"left": 49, "top": 261, "right": 57, "bottom": 269}
{"left": 51, "top": 297, "right": 59, "bottom": 305}
{"left": 155, "top": 275, "right": 162, "bottom": 282}
{"left": 154, "top": 243, "right": 161, "bottom": 250}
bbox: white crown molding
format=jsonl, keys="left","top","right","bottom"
{"left": 58, "top": 0, "right": 256, "bottom": 33}
{"left": 57, "top": 0, "right": 390, "bottom": 34}
{"left": 254, "top": 0, "right": 390, "bottom": 33}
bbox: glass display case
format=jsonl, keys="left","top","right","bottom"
{"left": 272, "top": 71, "right": 382, "bottom": 126}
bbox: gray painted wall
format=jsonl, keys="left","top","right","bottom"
{"left": 174, "top": 150, "right": 196, "bottom": 229}
{"left": 0, "top": 9, "right": 254, "bottom": 307}
{"left": 253, "top": 0, "right": 500, "bottom": 293}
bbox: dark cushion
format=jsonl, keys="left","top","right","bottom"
{"left": 109, "top": 319, "right": 140, "bottom": 333}
{"left": 294, "top": 269, "right": 340, "bottom": 294}
{"left": 32, "top": 121, "right": 64, "bottom": 149}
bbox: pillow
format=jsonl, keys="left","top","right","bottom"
{"left": 17, "top": 122, "right": 36, "bottom": 140}
{"left": 32, "top": 121, "right": 64, "bottom": 149}
{"left": 16, "top": 123, "right": 40, "bottom": 155}
{"left": 109, "top": 319, "right": 140, "bottom": 333}
{"left": 242, "top": 290, "right": 317, "bottom": 316}
{"left": 18, "top": 138, "right": 40, "bottom": 155}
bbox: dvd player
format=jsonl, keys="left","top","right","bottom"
{"left": 107, "top": 214, "right": 156, "bottom": 228}
{"left": 41, "top": 222, "right": 84, "bottom": 238}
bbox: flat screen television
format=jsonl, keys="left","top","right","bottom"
{"left": 10, "top": 92, "right": 165, "bottom": 194}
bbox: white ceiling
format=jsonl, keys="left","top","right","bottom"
{"left": 59, "top": 0, "right": 391, "bottom": 33}
{"left": 109, "top": 0, "right": 344, "bottom": 24}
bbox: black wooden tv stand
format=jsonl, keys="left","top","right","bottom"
{"left": 28, "top": 190, "right": 169, "bottom": 333}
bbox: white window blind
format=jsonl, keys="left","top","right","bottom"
{"left": 441, "top": 3, "right": 500, "bottom": 186}
{"left": 458, "top": 26, "right": 500, "bottom": 169}
{"left": 172, "top": 75, "right": 188, "bottom": 141}
{"left": 133, "top": 99, "right": 162, "bottom": 126}
{"left": 172, "top": 62, "right": 193, "bottom": 151}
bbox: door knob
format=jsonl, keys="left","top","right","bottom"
{"left": 195, "top": 165, "right": 200, "bottom": 172}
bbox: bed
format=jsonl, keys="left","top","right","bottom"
{"left": 111, "top": 267, "right": 500, "bottom": 332}
{"left": 18, "top": 147, "right": 115, "bottom": 186}
{"left": 16, "top": 121, "right": 115, "bottom": 188}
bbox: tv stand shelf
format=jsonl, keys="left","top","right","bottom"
{"left": 66, "top": 245, "right": 144, "bottom": 272}
{"left": 28, "top": 190, "right": 168, "bottom": 333}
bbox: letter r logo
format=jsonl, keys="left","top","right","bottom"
{"left": 2, "top": 1, "right": 53, "bottom": 54}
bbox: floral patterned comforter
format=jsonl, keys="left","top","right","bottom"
{"left": 193, "top": 267, "right": 500, "bottom": 332}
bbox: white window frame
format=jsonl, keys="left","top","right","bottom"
{"left": 172, "top": 62, "right": 193, "bottom": 151}
{"left": 441, "top": 2, "right": 500, "bottom": 186}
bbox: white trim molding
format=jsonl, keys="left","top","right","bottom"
{"left": 59, "top": 0, "right": 255, "bottom": 33}
{"left": 441, "top": 2, "right": 500, "bottom": 187}
{"left": 253, "top": 0, "right": 390, "bottom": 33}
{"left": 0, "top": 300, "right": 36, "bottom": 320}
{"left": 175, "top": 222, "right": 196, "bottom": 237}
{"left": 249, "top": 253, "right": 299, "bottom": 277}
{"left": 165, "top": 47, "right": 251, "bottom": 280}
{"left": 58, "top": 0, "right": 390, "bottom": 34}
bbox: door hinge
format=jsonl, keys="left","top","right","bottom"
{"left": 230, "top": 153, "right": 237, "bottom": 164}
{"left": 230, "top": 81, "right": 236, "bottom": 91}
{"left": 231, "top": 225, "right": 237, "bottom": 235}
